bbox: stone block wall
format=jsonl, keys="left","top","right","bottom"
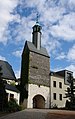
{"left": 29, "top": 51, "right": 50, "bottom": 87}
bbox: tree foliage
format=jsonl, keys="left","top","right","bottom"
{"left": 0, "top": 66, "right": 7, "bottom": 111}
{"left": 65, "top": 74, "right": 75, "bottom": 109}
{"left": 7, "top": 98, "right": 22, "bottom": 112}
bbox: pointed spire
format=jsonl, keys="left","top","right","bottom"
{"left": 32, "top": 13, "right": 42, "bottom": 50}
{"left": 36, "top": 13, "right": 40, "bottom": 26}
{"left": 36, "top": 13, "right": 39, "bottom": 24}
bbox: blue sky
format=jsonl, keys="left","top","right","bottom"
{"left": 0, "top": 0, "right": 75, "bottom": 78}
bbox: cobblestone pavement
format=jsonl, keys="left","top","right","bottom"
{"left": 0, "top": 109, "right": 75, "bottom": 119}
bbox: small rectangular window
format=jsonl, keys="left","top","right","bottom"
{"left": 59, "top": 94, "right": 62, "bottom": 100}
{"left": 53, "top": 81, "right": 56, "bottom": 87}
{"left": 10, "top": 94, "right": 14, "bottom": 99}
{"left": 59, "top": 82, "right": 62, "bottom": 88}
{"left": 53, "top": 93, "right": 56, "bottom": 100}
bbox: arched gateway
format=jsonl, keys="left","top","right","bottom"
{"left": 33, "top": 95, "right": 45, "bottom": 109}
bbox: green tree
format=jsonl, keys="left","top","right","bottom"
{"left": 0, "top": 66, "right": 7, "bottom": 111}
{"left": 7, "top": 98, "right": 22, "bottom": 112}
{"left": 65, "top": 73, "right": 75, "bottom": 109}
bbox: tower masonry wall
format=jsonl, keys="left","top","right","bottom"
{"left": 29, "top": 51, "right": 50, "bottom": 87}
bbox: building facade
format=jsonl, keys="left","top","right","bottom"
{"left": 50, "top": 71, "right": 71, "bottom": 108}
{"left": 0, "top": 60, "right": 20, "bottom": 104}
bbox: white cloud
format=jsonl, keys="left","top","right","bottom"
{"left": 55, "top": 52, "right": 66, "bottom": 60}
{"left": 45, "top": 40, "right": 61, "bottom": 55}
{"left": 4, "top": 0, "right": 75, "bottom": 47}
{"left": 9, "top": 14, "right": 35, "bottom": 44}
{"left": 51, "top": 12, "right": 75, "bottom": 41}
{"left": 12, "top": 50, "right": 22, "bottom": 58}
{"left": 55, "top": 44, "right": 75, "bottom": 62}
{"left": 68, "top": 0, "right": 75, "bottom": 10}
{"left": 15, "top": 70, "right": 20, "bottom": 78}
{"left": 51, "top": 66, "right": 64, "bottom": 74}
{"left": 0, "top": 0, "right": 19, "bottom": 44}
{"left": 0, "top": 55, "right": 6, "bottom": 61}
{"left": 1, "top": 0, "right": 75, "bottom": 45}
{"left": 24, "top": 0, "right": 46, "bottom": 9}
{"left": 11, "top": 0, "right": 75, "bottom": 49}
{"left": 0, "top": 0, "right": 75, "bottom": 76}
{"left": 67, "top": 45, "right": 75, "bottom": 61}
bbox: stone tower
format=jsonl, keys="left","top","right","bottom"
{"left": 20, "top": 21, "right": 50, "bottom": 108}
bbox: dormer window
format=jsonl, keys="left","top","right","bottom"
{"left": 65, "top": 70, "right": 73, "bottom": 85}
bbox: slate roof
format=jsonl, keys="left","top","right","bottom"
{"left": 5, "top": 84, "right": 20, "bottom": 93}
{"left": 25, "top": 41, "right": 50, "bottom": 58}
{"left": 50, "top": 70, "right": 73, "bottom": 78}
{"left": 50, "top": 71, "right": 63, "bottom": 77}
{"left": 0, "top": 60, "right": 16, "bottom": 80}
{"left": 55, "top": 70, "right": 73, "bottom": 77}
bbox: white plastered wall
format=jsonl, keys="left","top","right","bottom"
{"left": 6, "top": 89, "right": 20, "bottom": 105}
{"left": 27, "top": 84, "right": 50, "bottom": 108}
{"left": 50, "top": 75, "right": 69, "bottom": 108}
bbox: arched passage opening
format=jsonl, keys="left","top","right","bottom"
{"left": 33, "top": 94, "right": 45, "bottom": 109}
